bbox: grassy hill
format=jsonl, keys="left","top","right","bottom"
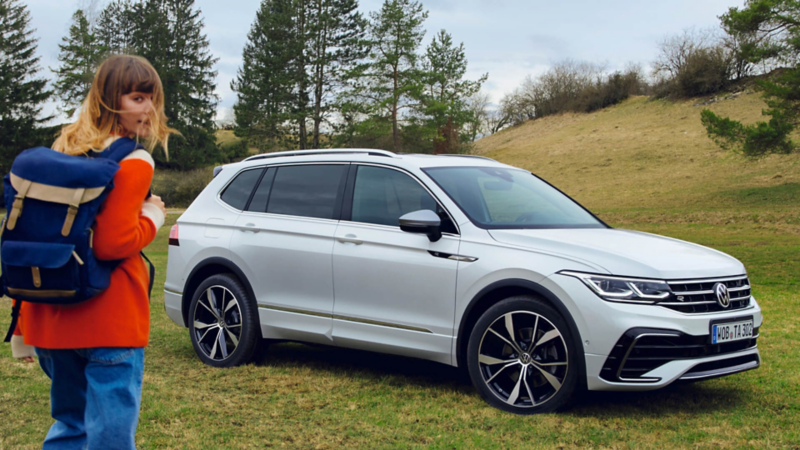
{"left": 474, "top": 93, "right": 800, "bottom": 231}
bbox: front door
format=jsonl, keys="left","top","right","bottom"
{"left": 331, "top": 164, "right": 460, "bottom": 364}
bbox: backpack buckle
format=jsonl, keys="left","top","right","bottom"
{"left": 62, "top": 204, "right": 79, "bottom": 236}
{"left": 7, "top": 178, "right": 33, "bottom": 230}
{"left": 61, "top": 188, "right": 85, "bottom": 237}
{"left": 7, "top": 195, "right": 25, "bottom": 230}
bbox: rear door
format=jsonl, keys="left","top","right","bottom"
{"left": 228, "top": 163, "right": 349, "bottom": 344}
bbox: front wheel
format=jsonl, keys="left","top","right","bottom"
{"left": 467, "top": 296, "right": 579, "bottom": 414}
{"left": 188, "top": 273, "right": 266, "bottom": 367}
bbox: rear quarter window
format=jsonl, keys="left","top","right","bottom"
{"left": 219, "top": 168, "right": 264, "bottom": 210}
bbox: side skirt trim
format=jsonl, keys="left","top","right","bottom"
{"left": 258, "top": 305, "right": 433, "bottom": 334}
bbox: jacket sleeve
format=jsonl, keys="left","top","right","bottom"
{"left": 10, "top": 300, "right": 34, "bottom": 359}
{"left": 92, "top": 151, "right": 165, "bottom": 261}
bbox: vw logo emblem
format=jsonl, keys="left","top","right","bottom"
{"left": 714, "top": 283, "right": 731, "bottom": 308}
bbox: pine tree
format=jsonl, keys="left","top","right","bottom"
{"left": 232, "top": 0, "right": 300, "bottom": 150}
{"left": 701, "top": 0, "right": 800, "bottom": 157}
{"left": 52, "top": 9, "right": 105, "bottom": 117}
{"left": 94, "top": 0, "right": 135, "bottom": 54}
{"left": 345, "top": 0, "right": 428, "bottom": 152}
{"left": 0, "top": 0, "right": 52, "bottom": 174}
{"left": 119, "top": 0, "right": 220, "bottom": 169}
{"left": 420, "top": 30, "right": 486, "bottom": 153}
{"left": 307, "top": 0, "right": 367, "bottom": 148}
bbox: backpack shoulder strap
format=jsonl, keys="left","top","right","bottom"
{"left": 93, "top": 137, "right": 145, "bottom": 164}
{"left": 3, "top": 300, "right": 22, "bottom": 343}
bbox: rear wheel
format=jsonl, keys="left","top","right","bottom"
{"left": 467, "top": 296, "right": 578, "bottom": 414}
{"left": 188, "top": 273, "right": 267, "bottom": 367}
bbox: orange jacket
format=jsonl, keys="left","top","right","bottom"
{"left": 12, "top": 145, "right": 165, "bottom": 351}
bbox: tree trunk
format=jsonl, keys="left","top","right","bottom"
{"left": 392, "top": 63, "right": 399, "bottom": 152}
{"left": 297, "top": 0, "right": 308, "bottom": 150}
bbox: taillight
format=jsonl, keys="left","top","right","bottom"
{"left": 169, "top": 224, "right": 179, "bottom": 246}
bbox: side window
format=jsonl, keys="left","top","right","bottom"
{"left": 246, "top": 167, "right": 276, "bottom": 213}
{"left": 220, "top": 168, "right": 264, "bottom": 210}
{"left": 350, "top": 165, "right": 457, "bottom": 233}
{"left": 266, "top": 164, "right": 348, "bottom": 219}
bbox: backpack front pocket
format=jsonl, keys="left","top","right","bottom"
{"left": 1, "top": 241, "right": 81, "bottom": 302}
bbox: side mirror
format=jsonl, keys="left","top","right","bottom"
{"left": 399, "top": 209, "right": 442, "bottom": 242}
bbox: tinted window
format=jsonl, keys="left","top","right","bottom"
{"left": 351, "top": 165, "right": 457, "bottom": 233}
{"left": 425, "top": 167, "right": 605, "bottom": 229}
{"left": 246, "top": 167, "right": 276, "bottom": 213}
{"left": 220, "top": 168, "right": 264, "bottom": 210}
{"left": 267, "top": 165, "right": 348, "bottom": 219}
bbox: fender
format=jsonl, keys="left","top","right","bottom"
{"left": 457, "top": 278, "right": 585, "bottom": 381}
{"left": 181, "top": 256, "right": 257, "bottom": 324}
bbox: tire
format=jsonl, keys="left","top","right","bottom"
{"left": 467, "top": 295, "right": 579, "bottom": 414}
{"left": 188, "top": 273, "right": 267, "bottom": 367}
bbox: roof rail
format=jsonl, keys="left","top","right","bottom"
{"left": 439, "top": 154, "right": 497, "bottom": 162}
{"left": 244, "top": 148, "right": 397, "bottom": 162}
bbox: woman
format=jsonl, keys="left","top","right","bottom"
{"left": 11, "top": 54, "right": 174, "bottom": 449}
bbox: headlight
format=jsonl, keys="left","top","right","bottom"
{"left": 559, "top": 271, "right": 672, "bottom": 304}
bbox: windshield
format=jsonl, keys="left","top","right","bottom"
{"left": 423, "top": 166, "right": 606, "bottom": 229}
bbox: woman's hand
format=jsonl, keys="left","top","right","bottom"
{"left": 145, "top": 194, "right": 166, "bottom": 217}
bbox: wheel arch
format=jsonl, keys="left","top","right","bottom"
{"left": 182, "top": 257, "right": 257, "bottom": 326}
{"left": 456, "top": 278, "right": 586, "bottom": 386}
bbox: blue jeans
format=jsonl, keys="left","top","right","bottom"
{"left": 35, "top": 347, "right": 144, "bottom": 450}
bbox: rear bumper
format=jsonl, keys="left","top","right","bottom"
{"left": 164, "top": 289, "right": 185, "bottom": 327}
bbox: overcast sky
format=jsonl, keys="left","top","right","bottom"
{"left": 24, "top": 0, "right": 745, "bottom": 123}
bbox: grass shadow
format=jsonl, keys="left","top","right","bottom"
{"left": 258, "top": 342, "right": 473, "bottom": 391}
{"left": 568, "top": 382, "right": 753, "bottom": 418}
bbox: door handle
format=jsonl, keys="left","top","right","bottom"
{"left": 337, "top": 234, "right": 362, "bottom": 245}
{"left": 241, "top": 223, "right": 260, "bottom": 233}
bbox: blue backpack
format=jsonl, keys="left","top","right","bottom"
{"left": 2, "top": 137, "right": 154, "bottom": 342}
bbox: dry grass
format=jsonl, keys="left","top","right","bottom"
{"left": 475, "top": 93, "right": 800, "bottom": 226}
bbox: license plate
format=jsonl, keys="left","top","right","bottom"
{"left": 711, "top": 320, "right": 754, "bottom": 344}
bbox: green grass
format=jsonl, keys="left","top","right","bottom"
{"left": 2, "top": 95, "right": 800, "bottom": 447}
{"left": 2, "top": 216, "right": 798, "bottom": 449}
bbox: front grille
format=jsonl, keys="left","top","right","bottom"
{"left": 600, "top": 327, "right": 758, "bottom": 383}
{"left": 658, "top": 275, "right": 751, "bottom": 314}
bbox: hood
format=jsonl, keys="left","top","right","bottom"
{"left": 489, "top": 228, "right": 745, "bottom": 280}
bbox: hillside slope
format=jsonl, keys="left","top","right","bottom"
{"left": 474, "top": 94, "right": 799, "bottom": 229}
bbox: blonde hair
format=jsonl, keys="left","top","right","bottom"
{"left": 53, "top": 54, "right": 176, "bottom": 158}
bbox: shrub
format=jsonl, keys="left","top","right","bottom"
{"left": 152, "top": 167, "right": 214, "bottom": 208}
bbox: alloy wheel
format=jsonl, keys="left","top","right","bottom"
{"left": 192, "top": 285, "right": 242, "bottom": 361}
{"left": 477, "top": 311, "right": 569, "bottom": 408}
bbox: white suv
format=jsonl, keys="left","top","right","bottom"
{"left": 163, "top": 149, "right": 761, "bottom": 414}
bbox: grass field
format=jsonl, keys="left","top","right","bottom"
{"left": 2, "top": 94, "right": 799, "bottom": 448}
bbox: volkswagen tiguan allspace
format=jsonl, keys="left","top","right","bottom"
{"left": 163, "top": 149, "right": 761, "bottom": 414}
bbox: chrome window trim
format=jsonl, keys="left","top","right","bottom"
{"left": 348, "top": 162, "right": 461, "bottom": 236}
{"left": 336, "top": 219, "right": 459, "bottom": 238}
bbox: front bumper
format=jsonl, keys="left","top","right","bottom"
{"left": 543, "top": 274, "right": 763, "bottom": 391}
